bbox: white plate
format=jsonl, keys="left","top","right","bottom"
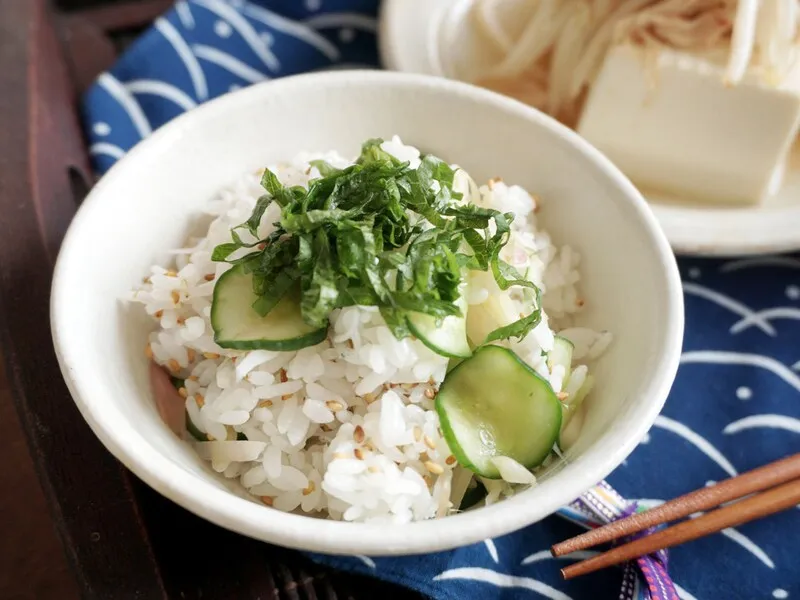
{"left": 380, "top": 0, "right": 800, "bottom": 257}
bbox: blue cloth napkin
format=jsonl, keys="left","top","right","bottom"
{"left": 82, "top": 1, "right": 800, "bottom": 598}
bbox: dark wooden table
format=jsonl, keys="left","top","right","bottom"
{"left": 0, "top": 1, "right": 419, "bottom": 597}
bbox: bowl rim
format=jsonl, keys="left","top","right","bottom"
{"left": 51, "top": 69, "right": 684, "bottom": 556}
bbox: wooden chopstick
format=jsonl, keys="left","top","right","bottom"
{"left": 552, "top": 452, "right": 800, "bottom": 557}
{"left": 561, "top": 477, "right": 800, "bottom": 579}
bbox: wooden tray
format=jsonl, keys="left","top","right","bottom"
{"left": 0, "top": 1, "right": 420, "bottom": 597}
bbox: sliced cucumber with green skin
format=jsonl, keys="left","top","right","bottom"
{"left": 211, "top": 265, "right": 327, "bottom": 351}
{"left": 436, "top": 345, "right": 562, "bottom": 479}
{"left": 407, "top": 294, "right": 471, "bottom": 358}
{"left": 547, "top": 336, "right": 574, "bottom": 377}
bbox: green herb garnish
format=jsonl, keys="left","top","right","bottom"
{"left": 212, "top": 139, "right": 540, "bottom": 345}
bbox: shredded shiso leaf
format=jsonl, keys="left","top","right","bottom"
{"left": 212, "top": 139, "right": 540, "bottom": 346}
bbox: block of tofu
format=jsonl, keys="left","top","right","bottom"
{"left": 577, "top": 45, "right": 800, "bottom": 205}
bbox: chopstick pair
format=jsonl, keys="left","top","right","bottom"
{"left": 552, "top": 453, "right": 800, "bottom": 580}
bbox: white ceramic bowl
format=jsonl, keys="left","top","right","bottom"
{"left": 51, "top": 71, "right": 683, "bottom": 556}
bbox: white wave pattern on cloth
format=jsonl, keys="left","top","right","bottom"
{"left": 681, "top": 351, "right": 800, "bottom": 394}
{"left": 97, "top": 73, "right": 152, "bottom": 139}
{"left": 719, "top": 528, "right": 776, "bottom": 569}
{"left": 89, "top": 142, "right": 126, "bottom": 160}
{"left": 192, "top": 0, "right": 281, "bottom": 72}
{"left": 125, "top": 79, "right": 198, "bottom": 111}
{"left": 303, "top": 12, "right": 379, "bottom": 32}
{"left": 520, "top": 549, "right": 600, "bottom": 565}
{"left": 193, "top": 44, "right": 271, "bottom": 83}
{"left": 682, "top": 282, "right": 776, "bottom": 336}
{"left": 721, "top": 256, "right": 800, "bottom": 272}
{"left": 724, "top": 414, "right": 800, "bottom": 435}
{"left": 355, "top": 555, "right": 376, "bottom": 569}
{"left": 241, "top": 3, "right": 341, "bottom": 61}
{"left": 653, "top": 415, "right": 738, "bottom": 477}
{"left": 176, "top": 0, "right": 195, "bottom": 29}
{"left": 154, "top": 17, "right": 208, "bottom": 100}
{"left": 675, "top": 584, "right": 700, "bottom": 600}
{"left": 731, "top": 307, "right": 800, "bottom": 335}
{"left": 484, "top": 539, "right": 499, "bottom": 563}
{"left": 433, "top": 568, "right": 573, "bottom": 600}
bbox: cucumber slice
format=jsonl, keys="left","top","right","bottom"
{"left": 436, "top": 345, "right": 562, "bottom": 479}
{"left": 211, "top": 265, "right": 327, "bottom": 351}
{"left": 547, "top": 335, "right": 574, "bottom": 377}
{"left": 407, "top": 294, "right": 471, "bottom": 358}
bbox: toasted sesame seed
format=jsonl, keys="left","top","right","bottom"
{"left": 423, "top": 435, "right": 437, "bottom": 450}
{"left": 557, "top": 391, "right": 569, "bottom": 401}
{"left": 401, "top": 383, "right": 415, "bottom": 390}
{"left": 364, "top": 393, "right": 377, "bottom": 404}
{"left": 154, "top": 309, "right": 164, "bottom": 319}
{"left": 171, "top": 290, "right": 181, "bottom": 304}
{"left": 279, "top": 369, "right": 288, "bottom": 383}
{"left": 354, "top": 425, "right": 365, "bottom": 443}
{"left": 368, "top": 466, "right": 380, "bottom": 473}
{"left": 203, "top": 352, "right": 220, "bottom": 360}
{"left": 257, "top": 399, "right": 272, "bottom": 408}
{"left": 188, "top": 375, "right": 198, "bottom": 381}
{"left": 445, "top": 455, "right": 457, "bottom": 466}
{"left": 302, "top": 481, "right": 316, "bottom": 496}
{"left": 413, "top": 427, "right": 422, "bottom": 442}
{"left": 143, "top": 276, "right": 151, "bottom": 284}
{"left": 195, "top": 394, "right": 205, "bottom": 407}
{"left": 206, "top": 434, "right": 216, "bottom": 441}
{"left": 282, "top": 394, "right": 293, "bottom": 401}
{"left": 424, "top": 388, "right": 436, "bottom": 400}
{"left": 144, "top": 344, "right": 154, "bottom": 359}
{"left": 326, "top": 400, "right": 344, "bottom": 411}
{"left": 519, "top": 312, "right": 526, "bottom": 318}
{"left": 204, "top": 273, "right": 215, "bottom": 281}
{"left": 167, "top": 359, "right": 180, "bottom": 373}
{"left": 260, "top": 496, "right": 274, "bottom": 506}
{"left": 176, "top": 316, "right": 185, "bottom": 325}
{"left": 178, "top": 387, "right": 188, "bottom": 398}
{"left": 187, "top": 348, "right": 196, "bottom": 363}
{"left": 320, "top": 424, "right": 332, "bottom": 432}
{"left": 332, "top": 452, "right": 349, "bottom": 460}
{"left": 424, "top": 461, "right": 444, "bottom": 475}
{"left": 354, "top": 448, "right": 364, "bottom": 460}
